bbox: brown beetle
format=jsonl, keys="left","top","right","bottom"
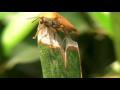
{"left": 32, "top": 12, "right": 80, "bottom": 39}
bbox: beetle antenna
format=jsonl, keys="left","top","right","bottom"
{"left": 26, "top": 17, "right": 40, "bottom": 23}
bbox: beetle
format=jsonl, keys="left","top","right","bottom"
{"left": 31, "top": 12, "right": 80, "bottom": 39}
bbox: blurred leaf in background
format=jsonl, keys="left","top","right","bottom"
{"left": 0, "top": 12, "right": 43, "bottom": 78}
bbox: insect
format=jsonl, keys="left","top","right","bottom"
{"left": 29, "top": 12, "right": 82, "bottom": 77}
{"left": 29, "top": 12, "right": 81, "bottom": 65}
{"left": 30, "top": 12, "right": 80, "bottom": 39}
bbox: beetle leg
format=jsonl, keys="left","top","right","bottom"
{"left": 33, "top": 23, "right": 44, "bottom": 39}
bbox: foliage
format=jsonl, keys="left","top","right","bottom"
{"left": 0, "top": 12, "right": 119, "bottom": 78}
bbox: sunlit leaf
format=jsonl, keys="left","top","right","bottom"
{"left": 1, "top": 12, "right": 41, "bottom": 56}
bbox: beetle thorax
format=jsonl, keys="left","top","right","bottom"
{"left": 40, "top": 17, "right": 59, "bottom": 28}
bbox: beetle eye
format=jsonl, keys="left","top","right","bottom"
{"left": 52, "top": 20, "right": 57, "bottom": 25}
{"left": 52, "top": 20, "right": 57, "bottom": 27}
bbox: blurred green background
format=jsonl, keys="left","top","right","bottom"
{"left": 0, "top": 12, "right": 120, "bottom": 78}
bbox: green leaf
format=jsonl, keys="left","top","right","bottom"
{"left": 89, "top": 12, "right": 113, "bottom": 38}
{"left": 38, "top": 43, "right": 81, "bottom": 78}
{"left": 37, "top": 16, "right": 82, "bottom": 78}
{"left": 5, "top": 43, "right": 39, "bottom": 70}
{"left": 1, "top": 12, "right": 41, "bottom": 56}
{"left": 111, "top": 12, "right": 120, "bottom": 63}
{"left": 0, "top": 12, "right": 16, "bottom": 20}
